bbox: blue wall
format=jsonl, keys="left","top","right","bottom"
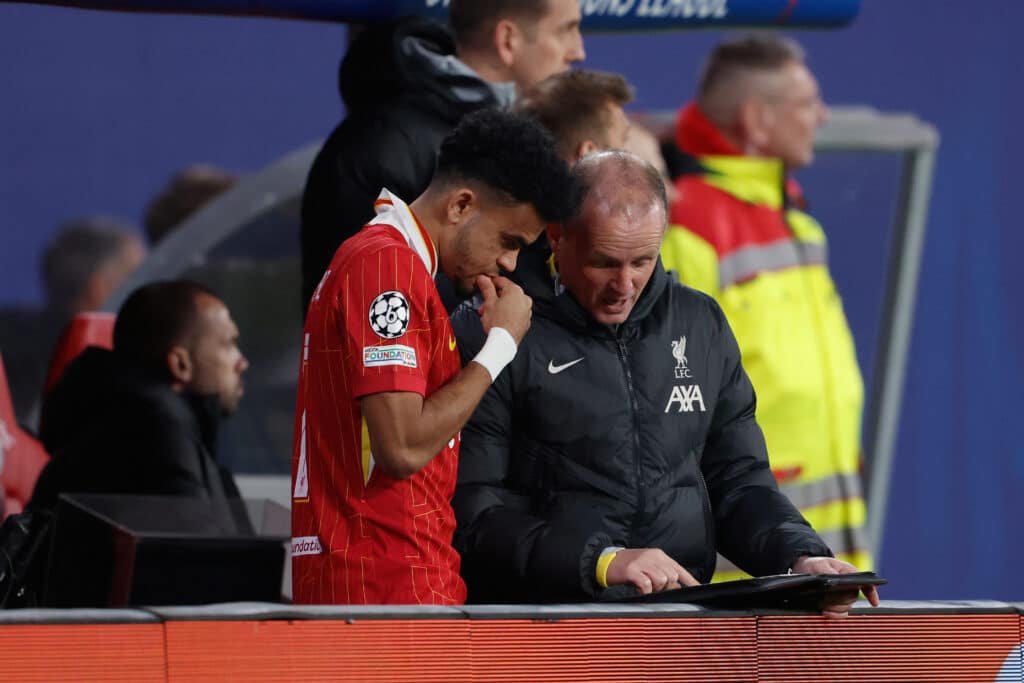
{"left": 0, "top": 4, "right": 346, "bottom": 303}
{"left": 1, "top": 1, "right": 1021, "bottom": 599}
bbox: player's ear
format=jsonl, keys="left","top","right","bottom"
{"left": 446, "top": 188, "right": 476, "bottom": 225}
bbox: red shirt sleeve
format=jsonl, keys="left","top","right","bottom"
{"left": 339, "top": 242, "right": 436, "bottom": 399}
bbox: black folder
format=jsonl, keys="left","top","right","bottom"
{"left": 602, "top": 571, "right": 887, "bottom": 610}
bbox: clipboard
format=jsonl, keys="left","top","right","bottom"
{"left": 601, "top": 571, "right": 887, "bottom": 610}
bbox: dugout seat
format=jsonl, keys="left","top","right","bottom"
{"left": 44, "top": 312, "right": 115, "bottom": 392}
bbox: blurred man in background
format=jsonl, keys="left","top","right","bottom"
{"left": 144, "top": 164, "right": 238, "bottom": 245}
{"left": 0, "top": 219, "right": 144, "bottom": 430}
{"left": 514, "top": 68, "right": 632, "bottom": 164}
{"left": 301, "top": 0, "right": 585, "bottom": 308}
{"left": 623, "top": 122, "right": 678, "bottom": 207}
{"left": 41, "top": 220, "right": 145, "bottom": 318}
{"left": 660, "top": 34, "right": 870, "bottom": 578}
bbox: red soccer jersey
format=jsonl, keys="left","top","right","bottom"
{"left": 291, "top": 189, "right": 465, "bottom": 605}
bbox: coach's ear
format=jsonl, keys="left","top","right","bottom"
{"left": 446, "top": 187, "right": 477, "bottom": 226}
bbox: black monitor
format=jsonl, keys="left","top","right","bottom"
{"left": 43, "top": 494, "right": 288, "bottom": 608}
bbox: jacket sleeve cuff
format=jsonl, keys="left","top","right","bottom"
{"left": 577, "top": 532, "right": 614, "bottom": 597}
{"left": 783, "top": 543, "right": 835, "bottom": 574}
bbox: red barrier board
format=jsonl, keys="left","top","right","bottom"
{"left": 0, "top": 611, "right": 1020, "bottom": 681}
{"left": 758, "top": 614, "right": 1021, "bottom": 683}
{"left": 0, "top": 623, "right": 166, "bottom": 682}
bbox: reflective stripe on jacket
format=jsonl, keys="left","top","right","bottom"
{"left": 663, "top": 143, "right": 871, "bottom": 576}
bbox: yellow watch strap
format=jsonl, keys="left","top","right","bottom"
{"left": 596, "top": 550, "right": 620, "bottom": 589}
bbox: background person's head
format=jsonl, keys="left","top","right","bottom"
{"left": 548, "top": 150, "right": 668, "bottom": 325}
{"left": 41, "top": 218, "right": 146, "bottom": 317}
{"left": 421, "top": 108, "right": 576, "bottom": 296}
{"left": 623, "top": 123, "right": 679, "bottom": 206}
{"left": 113, "top": 280, "right": 248, "bottom": 415}
{"left": 144, "top": 164, "right": 238, "bottom": 245}
{"left": 697, "top": 33, "right": 825, "bottom": 168}
{"left": 515, "top": 69, "right": 634, "bottom": 163}
{"left": 450, "top": 0, "right": 585, "bottom": 93}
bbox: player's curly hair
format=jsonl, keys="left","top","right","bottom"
{"left": 434, "top": 109, "right": 577, "bottom": 224}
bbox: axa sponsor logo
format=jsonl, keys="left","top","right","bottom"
{"left": 665, "top": 384, "right": 706, "bottom": 413}
{"left": 666, "top": 335, "right": 705, "bottom": 412}
{"left": 291, "top": 536, "right": 324, "bottom": 557}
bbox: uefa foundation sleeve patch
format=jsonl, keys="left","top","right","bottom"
{"left": 362, "top": 344, "right": 418, "bottom": 368}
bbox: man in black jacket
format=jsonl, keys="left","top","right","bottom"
{"left": 30, "top": 280, "right": 248, "bottom": 524}
{"left": 301, "top": 0, "right": 585, "bottom": 308}
{"left": 452, "top": 151, "right": 879, "bottom": 616}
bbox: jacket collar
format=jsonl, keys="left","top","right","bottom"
{"left": 181, "top": 391, "right": 222, "bottom": 458}
{"left": 340, "top": 16, "right": 511, "bottom": 118}
{"left": 402, "top": 36, "right": 516, "bottom": 109}
{"left": 370, "top": 189, "right": 438, "bottom": 277}
{"left": 675, "top": 101, "right": 741, "bottom": 157}
{"left": 675, "top": 102, "right": 805, "bottom": 210}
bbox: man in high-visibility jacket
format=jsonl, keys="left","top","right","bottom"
{"left": 661, "top": 34, "right": 871, "bottom": 579}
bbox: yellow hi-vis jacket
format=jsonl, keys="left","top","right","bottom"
{"left": 663, "top": 150, "right": 871, "bottom": 579}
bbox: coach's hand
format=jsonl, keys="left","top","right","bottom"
{"left": 606, "top": 548, "right": 700, "bottom": 595}
{"left": 477, "top": 275, "right": 532, "bottom": 343}
{"left": 792, "top": 555, "right": 881, "bottom": 618}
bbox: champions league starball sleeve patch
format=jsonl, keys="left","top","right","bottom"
{"left": 368, "top": 290, "right": 410, "bottom": 339}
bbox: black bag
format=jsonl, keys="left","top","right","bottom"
{"left": 0, "top": 509, "right": 51, "bottom": 608}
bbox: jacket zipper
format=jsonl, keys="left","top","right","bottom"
{"left": 615, "top": 335, "right": 645, "bottom": 537}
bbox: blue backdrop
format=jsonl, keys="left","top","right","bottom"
{"left": 3, "top": 0, "right": 861, "bottom": 27}
{"left": 1, "top": 0, "right": 1021, "bottom": 599}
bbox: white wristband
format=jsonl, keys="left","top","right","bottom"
{"left": 472, "top": 327, "right": 517, "bottom": 382}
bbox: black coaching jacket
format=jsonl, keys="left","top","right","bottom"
{"left": 451, "top": 245, "right": 832, "bottom": 602}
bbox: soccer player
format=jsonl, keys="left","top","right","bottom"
{"left": 291, "top": 109, "right": 575, "bottom": 605}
